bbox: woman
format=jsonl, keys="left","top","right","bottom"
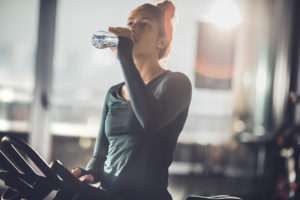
{"left": 72, "top": 1, "right": 192, "bottom": 200}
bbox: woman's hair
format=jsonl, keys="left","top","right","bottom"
{"left": 134, "top": 0, "right": 175, "bottom": 59}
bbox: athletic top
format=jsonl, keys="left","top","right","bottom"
{"left": 85, "top": 37, "right": 192, "bottom": 200}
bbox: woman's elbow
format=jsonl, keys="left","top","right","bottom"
{"left": 140, "top": 120, "right": 152, "bottom": 132}
{"left": 139, "top": 118, "right": 158, "bottom": 132}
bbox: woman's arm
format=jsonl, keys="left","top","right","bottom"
{"left": 117, "top": 37, "right": 192, "bottom": 132}
{"left": 85, "top": 88, "right": 110, "bottom": 183}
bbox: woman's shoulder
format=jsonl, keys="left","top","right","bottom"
{"left": 102, "top": 82, "right": 124, "bottom": 99}
{"left": 164, "top": 70, "right": 191, "bottom": 87}
{"left": 159, "top": 70, "right": 192, "bottom": 101}
{"left": 105, "top": 82, "right": 123, "bottom": 92}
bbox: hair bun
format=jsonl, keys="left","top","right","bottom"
{"left": 157, "top": 1, "right": 175, "bottom": 20}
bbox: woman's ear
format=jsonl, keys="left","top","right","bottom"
{"left": 157, "top": 37, "right": 168, "bottom": 49}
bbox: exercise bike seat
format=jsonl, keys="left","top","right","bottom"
{"left": 185, "top": 195, "right": 243, "bottom": 200}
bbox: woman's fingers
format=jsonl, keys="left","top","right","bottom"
{"left": 79, "top": 174, "right": 94, "bottom": 183}
{"left": 71, "top": 168, "right": 81, "bottom": 177}
{"left": 108, "top": 27, "right": 133, "bottom": 41}
{"left": 71, "top": 167, "right": 94, "bottom": 184}
{"left": 109, "top": 47, "right": 118, "bottom": 56}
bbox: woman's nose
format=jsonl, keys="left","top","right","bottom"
{"left": 130, "top": 22, "right": 138, "bottom": 33}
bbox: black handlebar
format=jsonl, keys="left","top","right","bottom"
{"left": 0, "top": 136, "right": 119, "bottom": 200}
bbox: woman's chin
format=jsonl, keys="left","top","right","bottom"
{"left": 133, "top": 47, "right": 154, "bottom": 59}
{"left": 133, "top": 52, "right": 151, "bottom": 60}
{"left": 133, "top": 47, "right": 145, "bottom": 57}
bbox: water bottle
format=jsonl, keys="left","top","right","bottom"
{"left": 92, "top": 31, "right": 118, "bottom": 49}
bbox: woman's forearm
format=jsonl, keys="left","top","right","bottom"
{"left": 117, "top": 37, "right": 163, "bottom": 130}
{"left": 117, "top": 37, "right": 192, "bottom": 132}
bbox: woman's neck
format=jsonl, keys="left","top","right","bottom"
{"left": 133, "top": 58, "right": 165, "bottom": 85}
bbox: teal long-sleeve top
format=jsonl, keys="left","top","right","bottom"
{"left": 85, "top": 37, "right": 192, "bottom": 200}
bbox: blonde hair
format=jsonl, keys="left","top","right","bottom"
{"left": 134, "top": 1, "right": 176, "bottom": 60}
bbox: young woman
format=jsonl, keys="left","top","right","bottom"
{"left": 72, "top": 1, "right": 192, "bottom": 199}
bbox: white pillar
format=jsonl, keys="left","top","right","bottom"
{"left": 29, "top": 0, "right": 57, "bottom": 162}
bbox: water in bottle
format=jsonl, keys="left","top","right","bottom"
{"left": 92, "top": 31, "right": 118, "bottom": 49}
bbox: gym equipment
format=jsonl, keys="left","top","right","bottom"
{"left": 0, "top": 135, "right": 244, "bottom": 200}
{"left": 0, "top": 135, "right": 116, "bottom": 200}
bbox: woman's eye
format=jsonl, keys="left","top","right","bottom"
{"left": 140, "top": 22, "right": 148, "bottom": 28}
{"left": 127, "top": 21, "right": 150, "bottom": 29}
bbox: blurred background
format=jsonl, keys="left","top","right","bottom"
{"left": 0, "top": 0, "right": 300, "bottom": 199}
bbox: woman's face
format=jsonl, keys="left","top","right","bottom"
{"left": 127, "top": 8, "right": 162, "bottom": 59}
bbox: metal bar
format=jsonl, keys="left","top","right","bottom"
{"left": 288, "top": 0, "right": 300, "bottom": 123}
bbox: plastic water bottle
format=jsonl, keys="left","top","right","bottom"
{"left": 92, "top": 31, "right": 118, "bottom": 49}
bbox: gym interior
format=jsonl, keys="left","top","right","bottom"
{"left": 0, "top": 0, "right": 300, "bottom": 199}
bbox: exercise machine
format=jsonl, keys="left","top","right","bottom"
{"left": 0, "top": 136, "right": 244, "bottom": 200}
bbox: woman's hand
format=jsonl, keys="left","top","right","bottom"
{"left": 71, "top": 167, "right": 81, "bottom": 177}
{"left": 108, "top": 27, "right": 134, "bottom": 42}
{"left": 108, "top": 27, "right": 135, "bottom": 58}
{"left": 71, "top": 167, "right": 94, "bottom": 184}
